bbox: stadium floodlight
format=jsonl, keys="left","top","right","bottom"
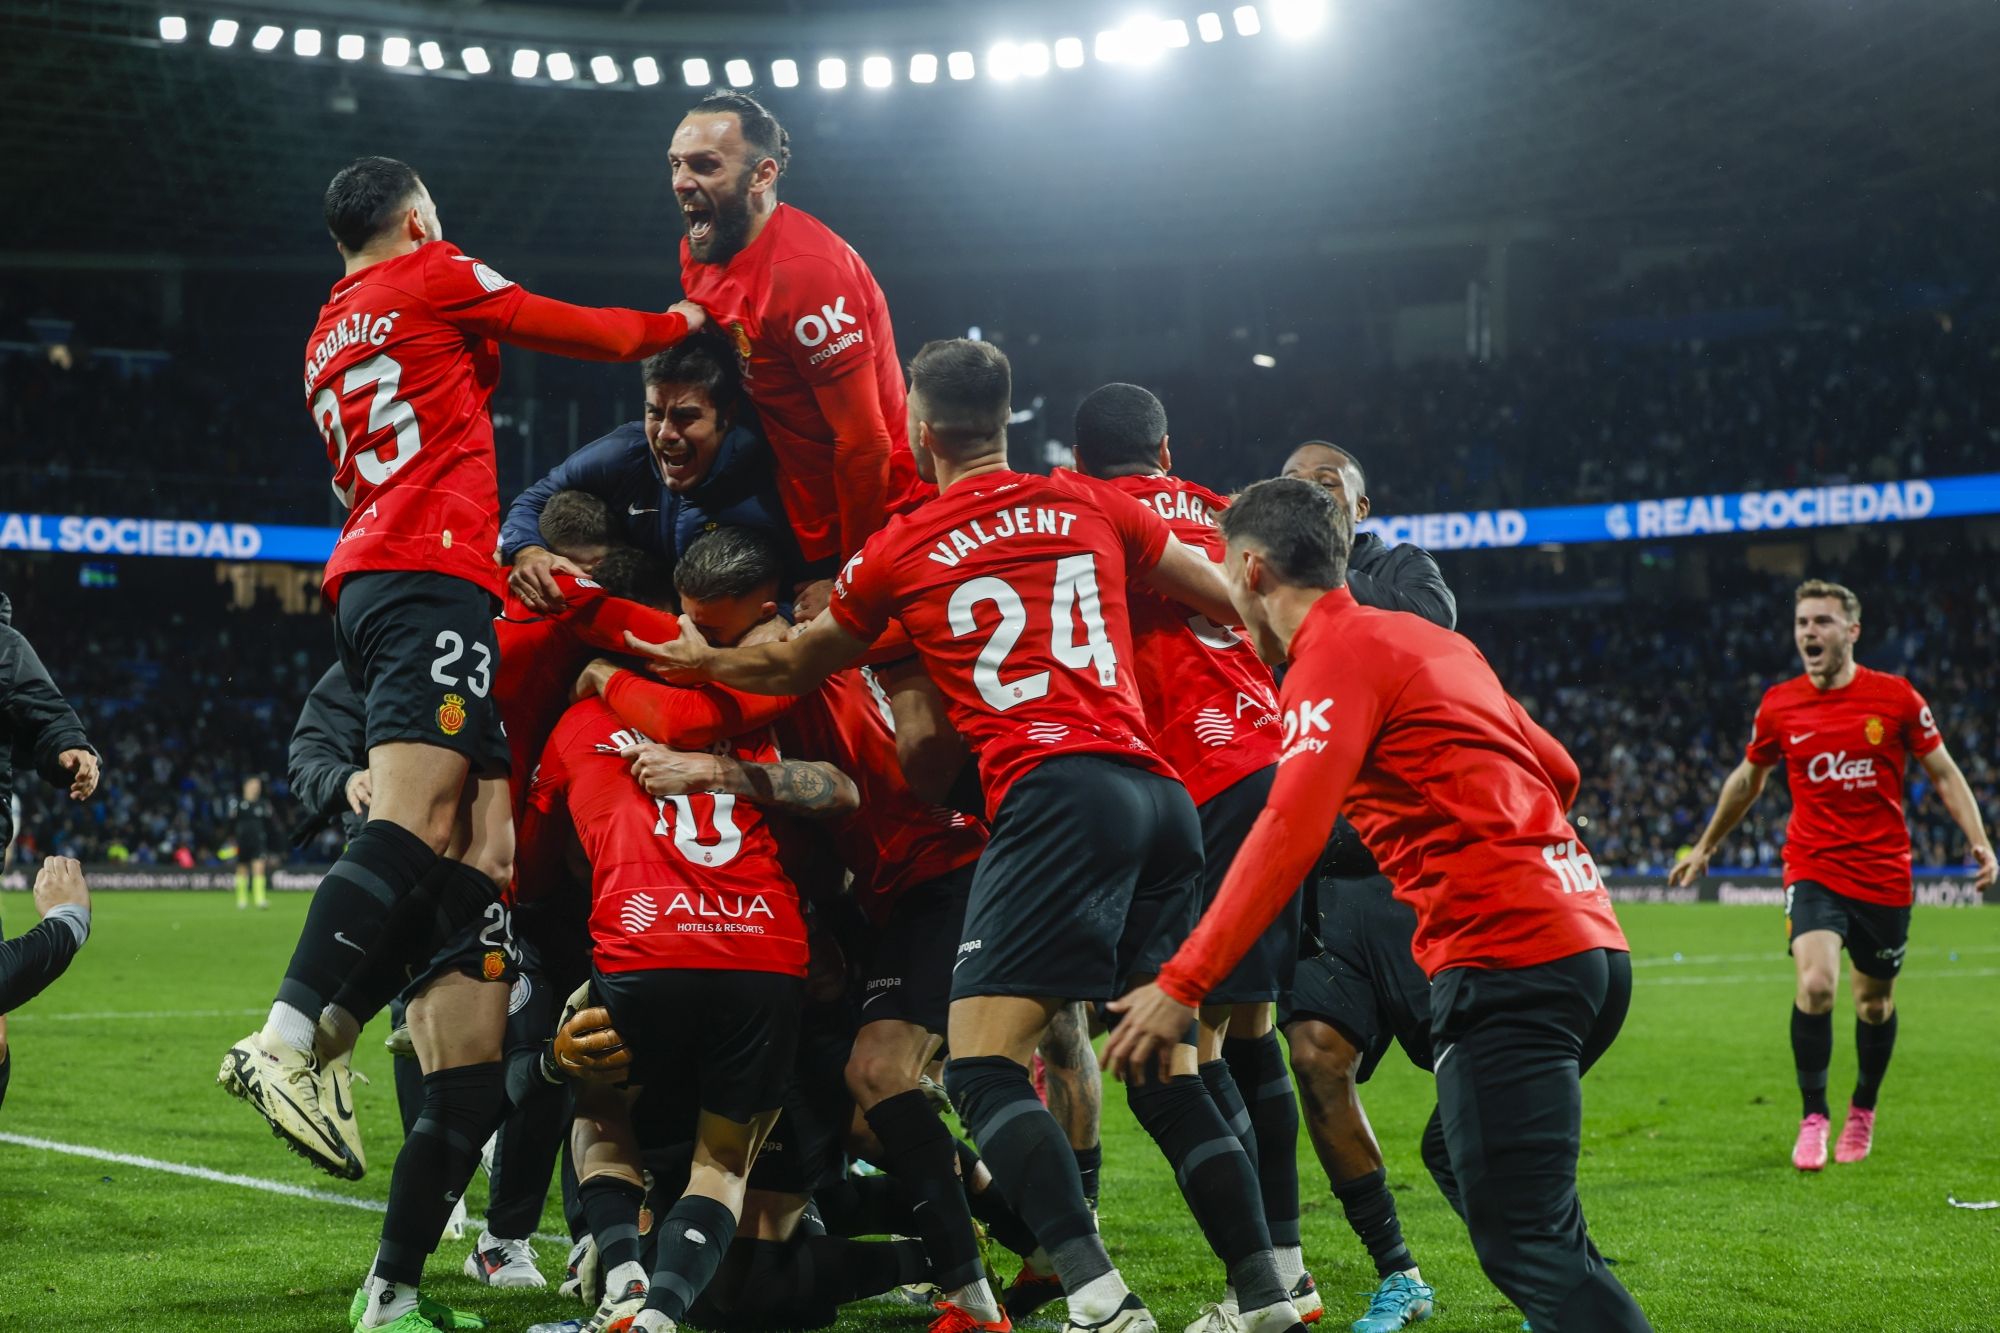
{"left": 293, "top": 27, "right": 321, "bottom": 55}
{"left": 1121, "top": 15, "right": 1167, "bottom": 63}
{"left": 418, "top": 40, "right": 444, "bottom": 70}
{"left": 511, "top": 48, "right": 539, "bottom": 78}
{"left": 590, "top": 55, "right": 618, "bottom": 83}
{"left": 1270, "top": 0, "right": 1327, "bottom": 38}
{"left": 909, "top": 52, "right": 938, "bottom": 83}
{"left": 1233, "top": 5, "right": 1262, "bottom": 36}
{"left": 1094, "top": 29, "right": 1124, "bottom": 62}
{"left": 682, "top": 57, "right": 710, "bottom": 86}
{"left": 818, "top": 57, "right": 847, "bottom": 89}
{"left": 725, "top": 58, "right": 754, "bottom": 86}
{"left": 1161, "top": 19, "right": 1191, "bottom": 48}
{"left": 1019, "top": 41, "right": 1051, "bottom": 76}
{"left": 986, "top": 42, "right": 1021, "bottom": 82}
{"left": 337, "top": 33, "right": 365, "bottom": 60}
{"left": 1197, "top": 11, "right": 1225, "bottom": 41}
{"left": 381, "top": 36, "right": 411, "bottom": 67}
{"left": 207, "top": 18, "right": 238, "bottom": 47}
{"left": 461, "top": 45, "right": 490, "bottom": 74}
{"left": 862, "top": 55, "right": 892, "bottom": 87}
{"left": 771, "top": 58, "right": 800, "bottom": 87}
{"left": 632, "top": 55, "right": 660, "bottom": 85}
{"left": 159, "top": 15, "right": 188, "bottom": 41}
{"left": 1054, "top": 37, "right": 1084, "bottom": 69}
{"left": 947, "top": 50, "right": 975, "bottom": 80}
{"left": 1252, "top": 353, "right": 1277, "bottom": 368}
{"left": 546, "top": 51, "right": 575, "bottom": 81}
{"left": 251, "top": 25, "right": 283, "bottom": 51}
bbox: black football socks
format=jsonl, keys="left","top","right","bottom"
{"left": 275, "top": 821, "right": 439, "bottom": 1040}
{"left": 645, "top": 1194, "right": 739, "bottom": 1321}
{"left": 1792, "top": 1006, "right": 1834, "bottom": 1119}
{"left": 1225, "top": 1031, "right": 1305, "bottom": 1254}
{"left": 1852, "top": 1010, "right": 1898, "bottom": 1111}
{"left": 864, "top": 1089, "right": 987, "bottom": 1292}
{"left": 374, "top": 1061, "right": 508, "bottom": 1285}
{"left": 1332, "top": 1167, "right": 1417, "bottom": 1279}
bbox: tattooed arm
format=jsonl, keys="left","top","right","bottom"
{"left": 621, "top": 744, "right": 860, "bottom": 820}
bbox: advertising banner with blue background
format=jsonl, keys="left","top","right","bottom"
{"left": 4, "top": 472, "right": 1998, "bottom": 564}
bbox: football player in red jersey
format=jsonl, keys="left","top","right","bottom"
{"left": 671, "top": 91, "right": 931, "bottom": 616}
{"left": 1064, "top": 384, "right": 1320, "bottom": 1321}
{"left": 520, "top": 686, "right": 856, "bottom": 1333}
{"left": 588, "top": 525, "right": 1004, "bottom": 1333}
{"left": 1108, "top": 480, "right": 1652, "bottom": 1333}
{"left": 1670, "top": 579, "right": 1994, "bottom": 1169}
{"left": 219, "top": 156, "right": 704, "bottom": 1333}
{"left": 626, "top": 341, "right": 1305, "bottom": 1333}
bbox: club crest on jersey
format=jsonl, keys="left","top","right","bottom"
{"left": 437, "top": 694, "right": 468, "bottom": 736}
{"left": 481, "top": 950, "right": 507, "bottom": 981}
{"left": 1864, "top": 716, "right": 1885, "bottom": 746}
{"left": 728, "top": 321, "right": 753, "bottom": 361}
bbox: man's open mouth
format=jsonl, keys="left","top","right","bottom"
{"left": 683, "top": 200, "right": 714, "bottom": 242}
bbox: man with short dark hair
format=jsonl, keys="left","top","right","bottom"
{"left": 535, "top": 491, "right": 617, "bottom": 574}
{"left": 672, "top": 91, "right": 931, "bottom": 617}
{"left": 1280, "top": 443, "right": 1454, "bottom": 628}
{"left": 1108, "top": 478, "right": 1651, "bottom": 1333}
{"left": 627, "top": 339, "right": 1303, "bottom": 1333}
{"left": 234, "top": 155, "right": 705, "bottom": 1333}
{"left": 505, "top": 332, "right": 807, "bottom": 610}
{"left": 1670, "top": 578, "right": 1993, "bottom": 1170}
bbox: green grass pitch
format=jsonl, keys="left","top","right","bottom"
{"left": 1, "top": 893, "right": 1996, "bottom": 1330}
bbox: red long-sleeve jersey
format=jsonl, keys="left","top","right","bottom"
{"left": 306, "top": 240, "right": 689, "bottom": 601}
{"left": 1156, "top": 586, "right": 1625, "bottom": 1005}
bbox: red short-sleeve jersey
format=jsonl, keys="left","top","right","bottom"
{"left": 1063, "top": 472, "right": 1280, "bottom": 805}
{"left": 775, "top": 666, "right": 988, "bottom": 921}
{"left": 305, "top": 242, "right": 529, "bottom": 600}
{"left": 680, "top": 205, "right": 930, "bottom": 561}
{"left": 828, "top": 468, "right": 1178, "bottom": 817}
{"left": 1156, "top": 587, "right": 1626, "bottom": 1004}
{"left": 1744, "top": 665, "right": 1943, "bottom": 907}
{"left": 522, "top": 697, "right": 806, "bottom": 977}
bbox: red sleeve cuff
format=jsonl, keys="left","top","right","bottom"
{"left": 1154, "top": 959, "right": 1207, "bottom": 1009}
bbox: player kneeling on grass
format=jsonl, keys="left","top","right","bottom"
{"left": 518, "top": 656, "right": 856, "bottom": 1332}
{"left": 1106, "top": 479, "right": 1653, "bottom": 1333}
{"left": 1669, "top": 579, "right": 1994, "bottom": 1170}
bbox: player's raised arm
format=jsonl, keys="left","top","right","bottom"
{"left": 1668, "top": 757, "right": 1774, "bottom": 886}
{"left": 621, "top": 743, "right": 860, "bottom": 820}
{"left": 431, "top": 250, "right": 705, "bottom": 362}
{"left": 1916, "top": 744, "right": 1998, "bottom": 891}
{"left": 626, "top": 608, "right": 868, "bottom": 697}
{"left": 1141, "top": 535, "right": 1241, "bottom": 628}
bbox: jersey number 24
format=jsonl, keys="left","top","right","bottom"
{"left": 949, "top": 555, "right": 1119, "bottom": 712}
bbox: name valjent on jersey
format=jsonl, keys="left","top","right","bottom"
{"left": 927, "top": 506, "right": 1082, "bottom": 567}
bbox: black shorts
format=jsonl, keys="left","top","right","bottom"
{"left": 401, "top": 897, "right": 519, "bottom": 1002}
{"left": 1787, "top": 880, "right": 1911, "bottom": 979}
{"left": 595, "top": 966, "right": 804, "bottom": 1123}
{"left": 859, "top": 865, "right": 974, "bottom": 1034}
{"left": 1281, "top": 874, "right": 1435, "bottom": 1080}
{"left": 334, "top": 570, "right": 510, "bottom": 776}
{"left": 953, "top": 755, "right": 1202, "bottom": 1004}
{"left": 1198, "top": 767, "right": 1301, "bottom": 1005}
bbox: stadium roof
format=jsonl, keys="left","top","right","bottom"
{"left": 5, "top": 0, "right": 1999, "bottom": 275}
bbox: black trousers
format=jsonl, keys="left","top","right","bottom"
{"left": 1424, "top": 948, "right": 1651, "bottom": 1333}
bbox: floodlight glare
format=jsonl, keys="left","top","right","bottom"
{"left": 547, "top": 52, "right": 575, "bottom": 81}
{"left": 909, "top": 53, "right": 938, "bottom": 83}
{"left": 1162, "top": 19, "right": 1191, "bottom": 47}
{"left": 818, "top": 57, "right": 846, "bottom": 89}
{"left": 947, "top": 50, "right": 976, "bottom": 80}
{"left": 862, "top": 55, "right": 892, "bottom": 87}
{"left": 159, "top": 15, "right": 188, "bottom": 41}
{"left": 293, "top": 27, "right": 321, "bottom": 56}
{"left": 772, "top": 58, "right": 800, "bottom": 87}
{"left": 1094, "top": 30, "right": 1125, "bottom": 63}
{"left": 1233, "top": 5, "right": 1262, "bottom": 36}
{"left": 987, "top": 42, "right": 1021, "bottom": 82}
{"left": 1122, "top": 16, "right": 1167, "bottom": 63}
{"left": 337, "top": 33, "right": 365, "bottom": 60}
{"left": 590, "top": 55, "right": 618, "bottom": 83}
{"left": 418, "top": 40, "right": 444, "bottom": 70}
{"left": 1270, "top": 0, "right": 1327, "bottom": 38}
{"left": 1054, "top": 37, "right": 1085, "bottom": 69}
{"left": 1020, "top": 42, "right": 1051, "bottom": 76}
{"left": 511, "top": 48, "right": 539, "bottom": 78}
{"left": 725, "top": 58, "right": 754, "bottom": 86}
{"left": 1252, "top": 353, "right": 1277, "bottom": 368}
{"left": 683, "top": 58, "right": 710, "bottom": 86}
{"left": 208, "top": 18, "right": 238, "bottom": 46}
{"left": 461, "top": 45, "right": 491, "bottom": 74}
{"left": 381, "top": 36, "right": 411, "bottom": 67}
{"left": 632, "top": 56, "right": 660, "bottom": 85}
{"left": 251, "top": 25, "right": 282, "bottom": 51}
{"left": 1197, "top": 12, "right": 1226, "bottom": 41}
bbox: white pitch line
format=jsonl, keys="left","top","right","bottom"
{"left": 0, "top": 1133, "right": 569, "bottom": 1245}
{"left": 6, "top": 1006, "right": 265, "bottom": 1023}
{"left": 1642, "top": 967, "right": 2000, "bottom": 987}
{"left": 1630, "top": 945, "right": 2000, "bottom": 969}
